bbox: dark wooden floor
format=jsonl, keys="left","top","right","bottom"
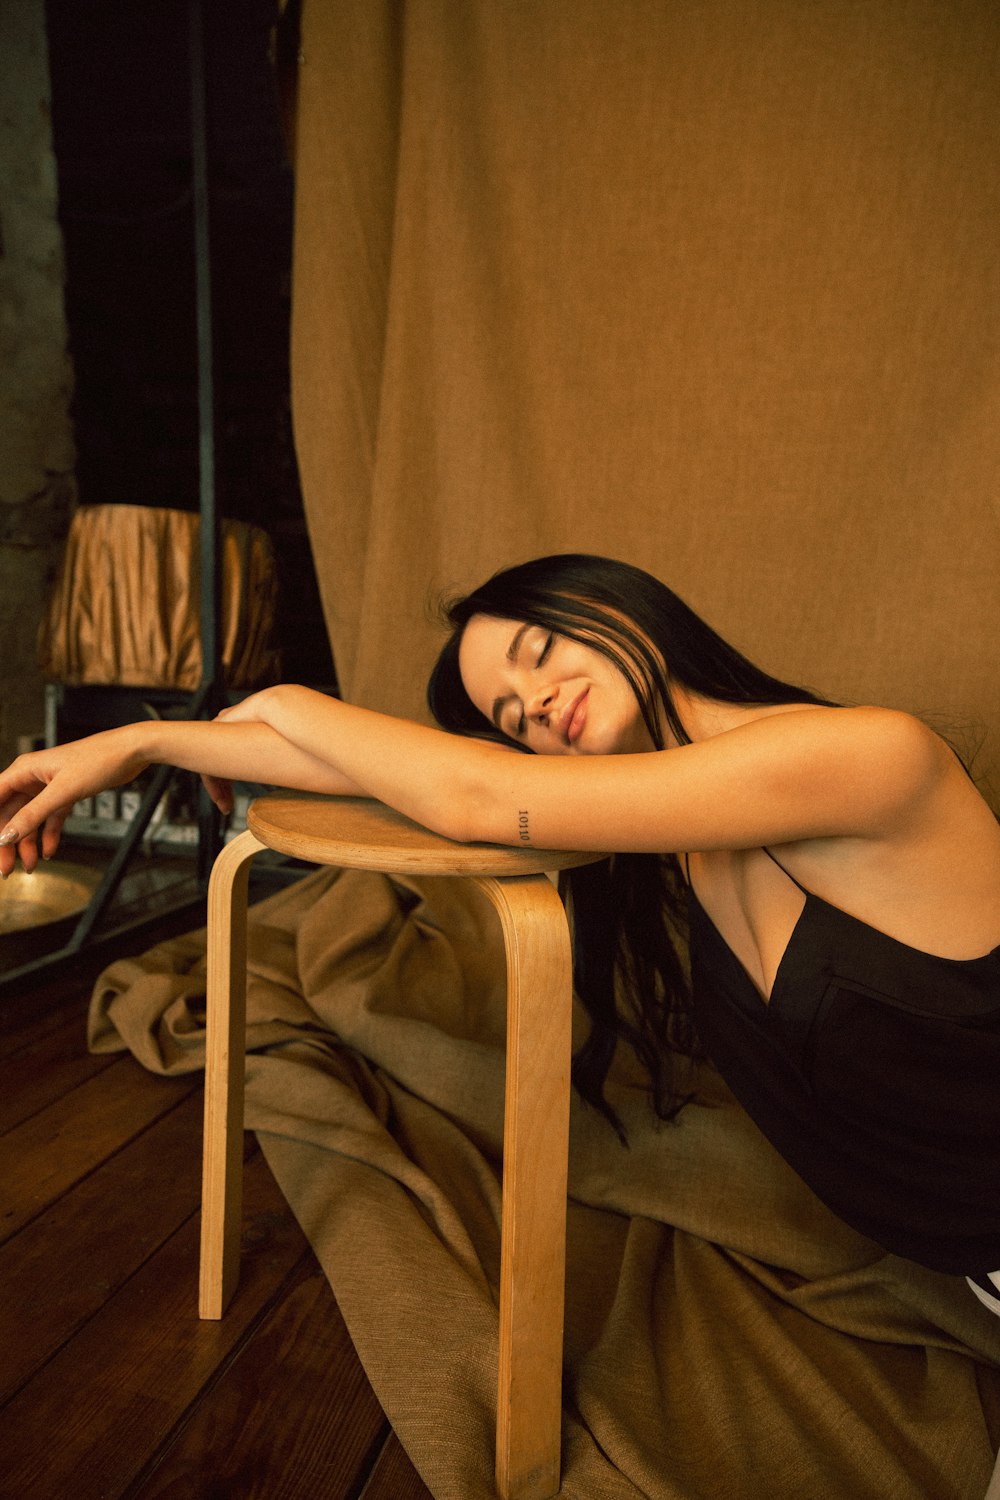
{"left": 0, "top": 946, "right": 435, "bottom": 1500}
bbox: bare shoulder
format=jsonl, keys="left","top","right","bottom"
{"left": 699, "top": 703, "right": 951, "bottom": 836}
{"left": 823, "top": 705, "right": 977, "bottom": 823}
{"left": 767, "top": 703, "right": 997, "bottom": 869}
{"left": 765, "top": 708, "right": 1000, "bottom": 957}
{"left": 818, "top": 705, "right": 948, "bottom": 790}
{"left": 763, "top": 702, "right": 940, "bottom": 758}
{"left": 755, "top": 705, "right": 953, "bottom": 810}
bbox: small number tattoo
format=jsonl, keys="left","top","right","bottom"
{"left": 518, "top": 810, "right": 531, "bottom": 844}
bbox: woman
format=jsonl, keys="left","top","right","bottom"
{"left": 2, "top": 553, "right": 999, "bottom": 1304}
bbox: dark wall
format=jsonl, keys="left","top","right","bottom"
{"left": 45, "top": 0, "right": 334, "bottom": 687}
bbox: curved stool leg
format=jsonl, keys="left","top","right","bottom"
{"left": 199, "top": 830, "right": 265, "bottom": 1319}
{"left": 477, "top": 873, "right": 574, "bottom": 1500}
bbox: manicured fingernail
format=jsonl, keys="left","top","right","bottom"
{"left": 0, "top": 829, "right": 20, "bottom": 847}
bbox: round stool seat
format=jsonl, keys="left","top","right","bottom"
{"left": 247, "top": 794, "right": 601, "bottom": 877}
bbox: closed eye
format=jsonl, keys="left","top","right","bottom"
{"left": 494, "top": 627, "right": 559, "bottom": 739}
{"left": 515, "top": 632, "right": 555, "bottom": 735}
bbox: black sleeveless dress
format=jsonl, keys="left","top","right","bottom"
{"left": 686, "top": 851, "right": 1000, "bottom": 1287}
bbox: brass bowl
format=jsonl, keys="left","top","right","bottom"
{"left": 0, "top": 861, "right": 101, "bottom": 935}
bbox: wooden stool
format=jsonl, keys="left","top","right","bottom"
{"left": 199, "top": 794, "right": 601, "bottom": 1500}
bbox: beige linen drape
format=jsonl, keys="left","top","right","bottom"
{"left": 91, "top": 868, "right": 1000, "bottom": 1499}
{"left": 290, "top": 0, "right": 999, "bottom": 802}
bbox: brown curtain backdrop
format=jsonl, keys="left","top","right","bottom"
{"left": 289, "top": 0, "right": 999, "bottom": 803}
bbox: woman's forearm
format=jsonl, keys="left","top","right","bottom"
{"left": 0, "top": 715, "right": 368, "bottom": 876}
{"left": 142, "top": 717, "right": 366, "bottom": 797}
{"left": 233, "top": 685, "right": 505, "bottom": 841}
{"left": 0, "top": 684, "right": 525, "bottom": 877}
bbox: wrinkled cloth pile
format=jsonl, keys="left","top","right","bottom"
{"left": 90, "top": 867, "right": 1000, "bottom": 1499}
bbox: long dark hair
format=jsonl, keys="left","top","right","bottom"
{"left": 427, "top": 554, "right": 835, "bottom": 1138}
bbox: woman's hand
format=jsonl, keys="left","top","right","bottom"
{"left": 0, "top": 726, "right": 151, "bottom": 875}
{"left": 199, "top": 771, "right": 235, "bottom": 817}
{"left": 212, "top": 686, "right": 286, "bottom": 728}
{"left": 195, "top": 691, "right": 286, "bottom": 815}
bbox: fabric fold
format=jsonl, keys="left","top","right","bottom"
{"left": 90, "top": 868, "right": 1000, "bottom": 1499}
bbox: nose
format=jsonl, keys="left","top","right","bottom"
{"left": 524, "top": 681, "right": 557, "bottom": 724}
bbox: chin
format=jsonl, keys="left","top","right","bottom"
{"left": 577, "top": 727, "right": 624, "bottom": 757}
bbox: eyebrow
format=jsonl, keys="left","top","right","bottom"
{"left": 490, "top": 623, "right": 530, "bottom": 730}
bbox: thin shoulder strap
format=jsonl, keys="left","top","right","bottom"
{"left": 762, "top": 846, "right": 810, "bottom": 895}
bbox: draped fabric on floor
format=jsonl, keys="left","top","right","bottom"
{"left": 93, "top": 3, "right": 1000, "bottom": 1495}
{"left": 91, "top": 871, "right": 1000, "bottom": 1498}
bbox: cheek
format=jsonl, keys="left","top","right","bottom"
{"left": 603, "top": 681, "right": 651, "bottom": 753}
{"left": 526, "top": 721, "right": 569, "bottom": 756}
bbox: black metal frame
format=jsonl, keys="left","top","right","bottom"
{"left": 0, "top": 0, "right": 225, "bottom": 991}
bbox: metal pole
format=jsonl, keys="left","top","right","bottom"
{"left": 66, "top": 680, "right": 216, "bottom": 951}
{"left": 190, "top": 0, "right": 222, "bottom": 883}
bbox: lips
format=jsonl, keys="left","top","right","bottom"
{"left": 562, "top": 688, "right": 589, "bottom": 745}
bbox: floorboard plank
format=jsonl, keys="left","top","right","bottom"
{"left": 0, "top": 1000, "right": 116, "bottom": 1133}
{"left": 0, "top": 1054, "right": 197, "bottom": 1243}
{"left": 0, "top": 1151, "right": 309, "bottom": 1500}
{"left": 0, "top": 984, "right": 86, "bottom": 1058}
{"left": 128, "top": 1261, "right": 389, "bottom": 1500}
{"left": 0, "top": 916, "right": 434, "bottom": 1500}
{"left": 360, "top": 1434, "right": 437, "bottom": 1500}
{"left": 0, "top": 1090, "right": 208, "bottom": 1403}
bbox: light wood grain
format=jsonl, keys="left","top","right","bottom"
{"left": 202, "top": 800, "right": 598, "bottom": 1499}
{"left": 477, "top": 874, "right": 572, "bottom": 1500}
{"left": 248, "top": 794, "right": 599, "bottom": 877}
{"left": 199, "top": 829, "right": 265, "bottom": 1318}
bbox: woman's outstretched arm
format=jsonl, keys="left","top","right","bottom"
{"left": 212, "top": 684, "right": 948, "bottom": 853}
{"left": 0, "top": 716, "right": 365, "bottom": 876}
{"left": 0, "top": 681, "right": 949, "bottom": 876}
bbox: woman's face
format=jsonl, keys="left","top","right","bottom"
{"left": 457, "top": 613, "right": 658, "bottom": 757}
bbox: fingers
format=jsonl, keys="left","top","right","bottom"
{"left": 0, "top": 734, "right": 146, "bottom": 877}
{"left": 0, "top": 784, "right": 38, "bottom": 877}
{"left": 213, "top": 690, "right": 271, "bottom": 726}
{"left": 40, "top": 809, "right": 68, "bottom": 863}
{"left": 0, "top": 783, "right": 76, "bottom": 874}
{"left": 0, "top": 822, "right": 41, "bottom": 878}
{"left": 1, "top": 791, "right": 47, "bottom": 847}
{"left": 15, "top": 830, "right": 41, "bottom": 876}
{"left": 0, "top": 836, "right": 20, "bottom": 879}
{"left": 0, "top": 810, "right": 68, "bottom": 878}
{"left": 200, "top": 773, "right": 234, "bottom": 815}
{"left": 213, "top": 703, "right": 250, "bottom": 725}
{"left": 0, "top": 761, "right": 44, "bottom": 829}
